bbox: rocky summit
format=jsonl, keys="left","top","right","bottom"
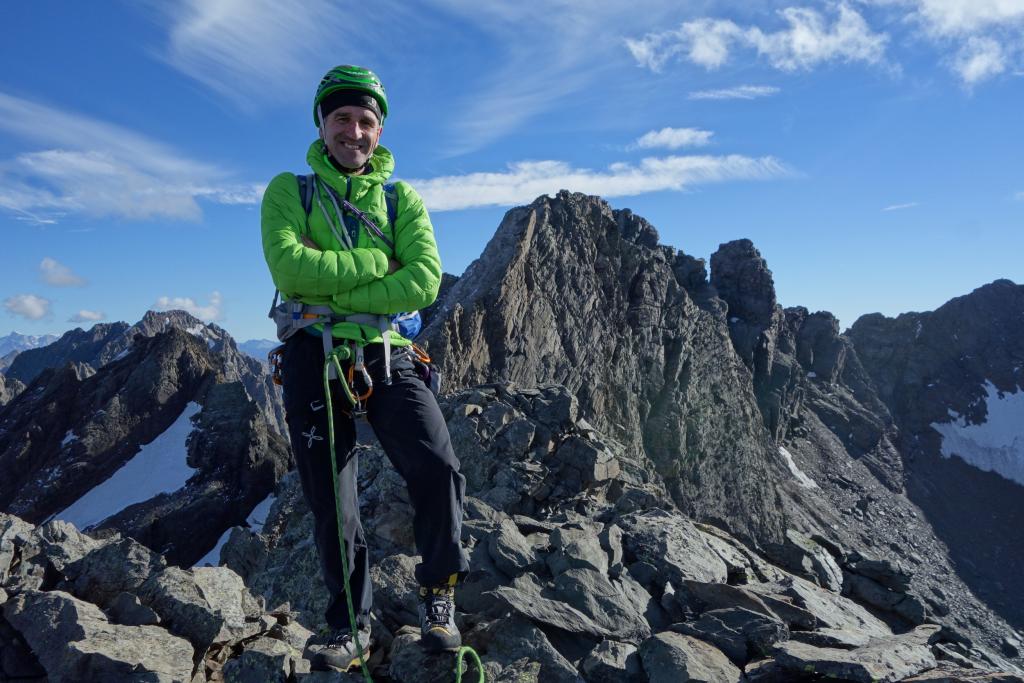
{"left": 1, "top": 191, "right": 1023, "bottom": 682}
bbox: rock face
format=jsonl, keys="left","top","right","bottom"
{"left": 0, "top": 318, "right": 291, "bottom": 567}
{"left": 421, "top": 192, "right": 788, "bottom": 546}
{"left": 0, "top": 374, "right": 25, "bottom": 408}
{"left": 4, "top": 384, "right": 1018, "bottom": 681}
{"left": 848, "top": 280, "right": 1024, "bottom": 629}
{"left": 3, "top": 310, "right": 285, "bottom": 435}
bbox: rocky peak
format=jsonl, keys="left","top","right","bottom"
{"left": 710, "top": 238, "right": 778, "bottom": 328}
{"left": 422, "top": 191, "right": 788, "bottom": 546}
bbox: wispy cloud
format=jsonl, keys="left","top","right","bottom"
{"left": 155, "top": 0, "right": 375, "bottom": 107}
{"left": 423, "top": 1, "right": 683, "bottom": 155}
{"left": 1014, "top": 191, "right": 1024, "bottom": 201}
{"left": 409, "top": 154, "right": 789, "bottom": 212}
{"left": 952, "top": 36, "right": 1007, "bottom": 86}
{"left": 882, "top": 201, "right": 918, "bottom": 211}
{"left": 689, "top": 85, "right": 781, "bottom": 100}
{"left": 626, "top": 4, "right": 889, "bottom": 73}
{"left": 866, "top": 0, "right": 1024, "bottom": 85}
{"left": 40, "top": 257, "right": 87, "bottom": 287}
{"left": 154, "top": 291, "right": 224, "bottom": 322}
{"left": 0, "top": 92, "right": 262, "bottom": 223}
{"left": 631, "top": 128, "right": 713, "bottom": 150}
{"left": 4, "top": 294, "right": 51, "bottom": 320}
{"left": 69, "top": 310, "right": 106, "bottom": 323}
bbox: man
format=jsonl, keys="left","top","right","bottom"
{"left": 260, "top": 65, "right": 469, "bottom": 672}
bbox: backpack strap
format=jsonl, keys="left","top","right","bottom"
{"left": 297, "top": 173, "right": 315, "bottom": 222}
{"left": 383, "top": 182, "right": 399, "bottom": 229}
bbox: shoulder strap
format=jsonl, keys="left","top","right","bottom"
{"left": 297, "top": 173, "right": 315, "bottom": 218}
{"left": 383, "top": 182, "right": 399, "bottom": 228}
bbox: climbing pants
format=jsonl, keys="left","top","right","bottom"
{"left": 281, "top": 331, "right": 470, "bottom": 630}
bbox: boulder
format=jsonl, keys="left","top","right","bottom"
{"left": 768, "top": 528, "right": 844, "bottom": 592}
{"left": 617, "top": 510, "right": 729, "bottom": 587}
{"left": 3, "top": 589, "right": 194, "bottom": 682}
{"left": 639, "top": 631, "right": 741, "bottom": 683}
{"left": 774, "top": 624, "right": 940, "bottom": 683}
{"left": 672, "top": 607, "right": 789, "bottom": 666}
{"left": 581, "top": 640, "right": 643, "bottom": 682}
{"left": 139, "top": 566, "right": 263, "bottom": 652}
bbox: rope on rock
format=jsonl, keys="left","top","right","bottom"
{"left": 321, "top": 348, "right": 485, "bottom": 683}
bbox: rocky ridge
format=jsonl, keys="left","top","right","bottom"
{"left": 0, "top": 319, "right": 291, "bottom": 567}
{"left": 1, "top": 384, "right": 1020, "bottom": 682}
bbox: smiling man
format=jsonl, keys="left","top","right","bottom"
{"left": 260, "top": 65, "right": 470, "bottom": 673}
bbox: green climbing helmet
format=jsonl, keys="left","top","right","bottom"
{"left": 313, "top": 65, "right": 388, "bottom": 125}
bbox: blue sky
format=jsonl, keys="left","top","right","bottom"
{"left": 2, "top": 1, "right": 1022, "bottom": 343}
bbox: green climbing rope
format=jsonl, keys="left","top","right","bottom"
{"left": 321, "top": 345, "right": 485, "bottom": 683}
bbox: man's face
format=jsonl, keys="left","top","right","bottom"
{"left": 321, "top": 105, "right": 382, "bottom": 171}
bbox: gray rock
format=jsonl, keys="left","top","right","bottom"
{"left": 551, "top": 568, "right": 652, "bottom": 643}
{"left": 617, "top": 510, "right": 728, "bottom": 587}
{"left": 902, "top": 665, "right": 1024, "bottom": 682}
{"left": 673, "top": 607, "right": 789, "bottom": 666}
{"left": 747, "top": 575, "right": 891, "bottom": 638}
{"left": 488, "top": 517, "right": 539, "bottom": 577}
{"left": 639, "top": 631, "right": 741, "bottom": 683}
{"left": 222, "top": 636, "right": 295, "bottom": 683}
{"left": 490, "top": 576, "right": 607, "bottom": 639}
{"left": 774, "top": 624, "right": 940, "bottom": 683}
{"left": 388, "top": 631, "right": 473, "bottom": 682}
{"left": 788, "top": 627, "right": 872, "bottom": 649}
{"left": 64, "top": 536, "right": 166, "bottom": 607}
{"left": 581, "top": 640, "right": 643, "bottom": 682}
{"left": 139, "top": 566, "right": 262, "bottom": 652}
{"left": 768, "top": 528, "right": 844, "bottom": 592}
{"left": 548, "top": 523, "right": 608, "bottom": 575}
{"left": 846, "top": 573, "right": 927, "bottom": 624}
{"left": 465, "top": 615, "right": 581, "bottom": 683}
{"left": 0, "top": 513, "right": 33, "bottom": 586}
{"left": 4, "top": 589, "right": 194, "bottom": 682}
{"left": 849, "top": 557, "right": 913, "bottom": 592}
{"left": 106, "top": 591, "right": 161, "bottom": 626}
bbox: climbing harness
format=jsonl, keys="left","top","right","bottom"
{"left": 321, "top": 350, "right": 484, "bottom": 683}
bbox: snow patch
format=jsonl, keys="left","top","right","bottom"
{"left": 194, "top": 493, "right": 276, "bottom": 567}
{"left": 778, "top": 446, "right": 819, "bottom": 489}
{"left": 61, "top": 430, "right": 77, "bottom": 448}
{"left": 931, "top": 381, "right": 1024, "bottom": 486}
{"left": 56, "top": 402, "right": 203, "bottom": 530}
{"left": 807, "top": 371, "right": 817, "bottom": 379}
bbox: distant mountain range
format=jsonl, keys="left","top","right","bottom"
{"left": 0, "top": 332, "right": 59, "bottom": 373}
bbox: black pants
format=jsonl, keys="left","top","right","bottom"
{"left": 281, "top": 332, "right": 469, "bottom": 630}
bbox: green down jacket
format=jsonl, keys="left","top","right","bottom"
{"left": 261, "top": 140, "right": 441, "bottom": 345}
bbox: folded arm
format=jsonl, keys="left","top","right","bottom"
{"left": 261, "top": 173, "right": 389, "bottom": 297}
{"left": 331, "top": 183, "right": 442, "bottom": 314}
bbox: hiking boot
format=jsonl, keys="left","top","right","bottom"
{"left": 418, "top": 575, "right": 461, "bottom": 652}
{"left": 312, "top": 625, "right": 372, "bottom": 672}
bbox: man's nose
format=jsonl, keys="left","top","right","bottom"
{"left": 339, "top": 121, "right": 362, "bottom": 138}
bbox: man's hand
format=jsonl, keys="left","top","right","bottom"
{"left": 388, "top": 258, "right": 402, "bottom": 274}
{"left": 301, "top": 235, "right": 321, "bottom": 251}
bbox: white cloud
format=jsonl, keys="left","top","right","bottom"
{"left": 952, "top": 36, "right": 1008, "bottom": 85}
{"left": 4, "top": 294, "right": 52, "bottom": 320}
{"left": 899, "top": 0, "right": 1024, "bottom": 37}
{"left": 409, "top": 154, "right": 788, "bottom": 212}
{"left": 157, "top": 0, "right": 372, "bottom": 107}
{"left": 688, "top": 85, "right": 781, "bottom": 100}
{"left": 882, "top": 201, "right": 919, "bottom": 211}
{"left": 39, "top": 257, "right": 87, "bottom": 287}
{"left": 154, "top": 291, "right": 224, "bottom": 322}
{"left": 632, "top": 128, "right": 714, "bottom": 150}
{"left": 627, "top": 4, "right": 889, "bottom": 73}
{"left": 867, "top": 0, "right": 1024, "bottom": 85}
{"left": 1015, "top": 191, "right": 1024, "bottom": 200}
{"left": 0, "top": 92, "right": 261, "bottom": 222}
{"left": 69, "top": 310, "right": 106, "bottom": 323}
